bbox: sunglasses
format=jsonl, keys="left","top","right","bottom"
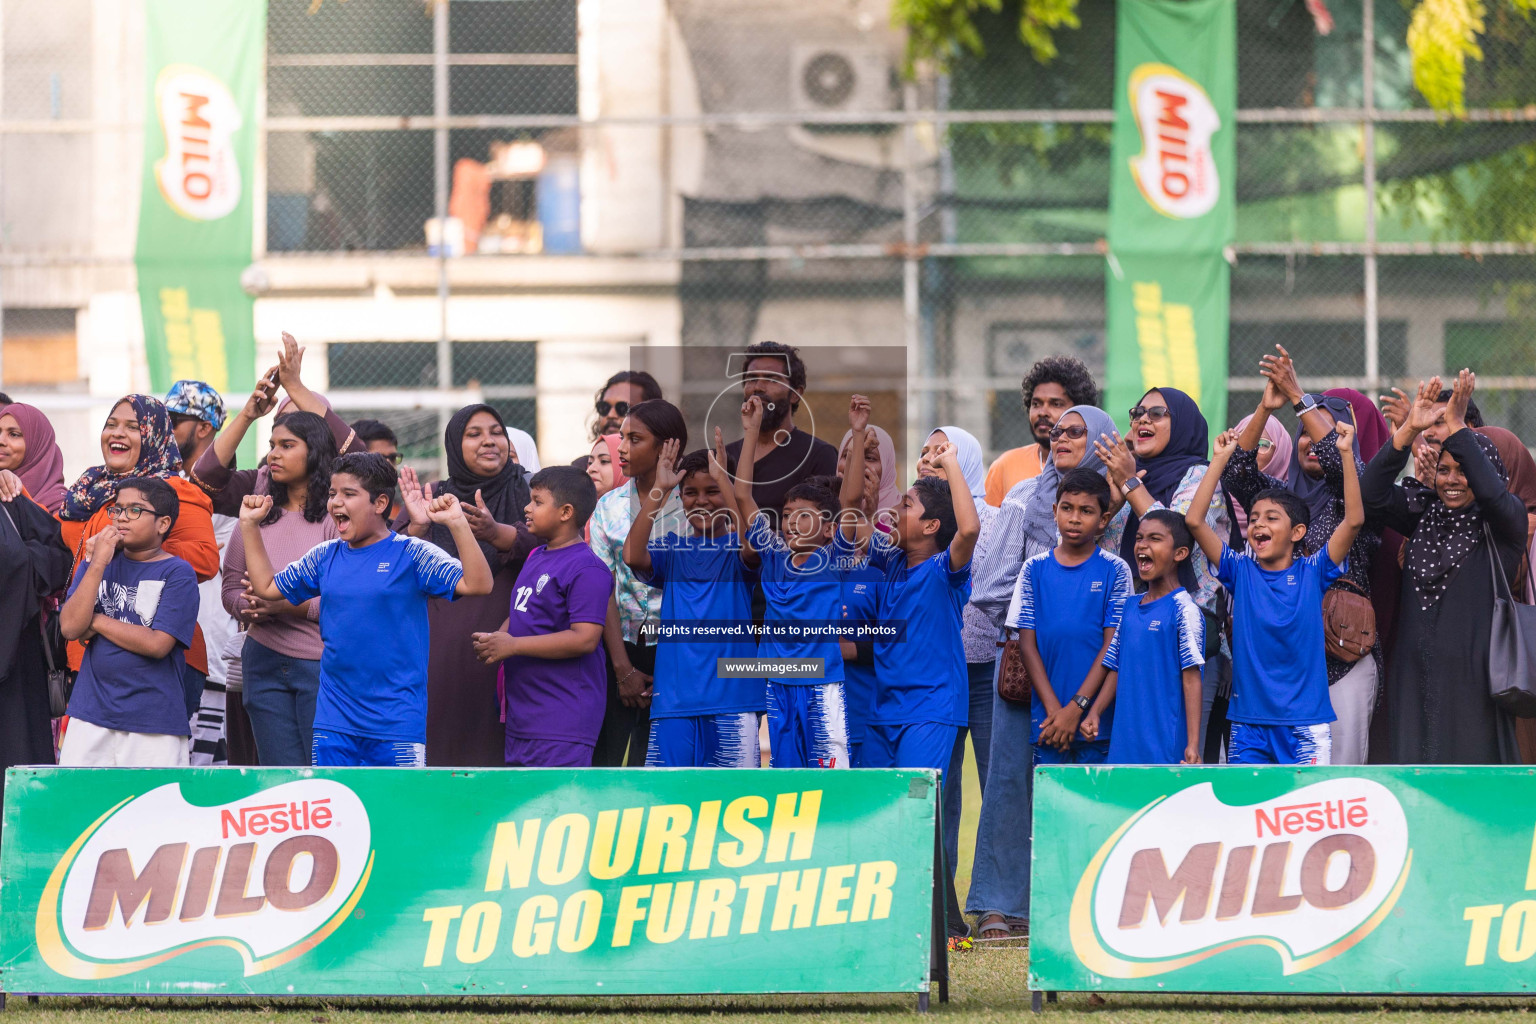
{"left": 595, "top": 400, "right": 630, "bottom": 418}
{"left": 381, "top": 452, "right": 403, "bottom": 465}
{"left": 107, "top": 503, "right": 160, "bottom": 522}
{"left": 1128, "top": 405, "right": 1172, "bottom": 423}
{"left": 1048, "top": 424, "right": 1089, "bottom": 442}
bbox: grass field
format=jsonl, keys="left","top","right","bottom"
{"left": 10, "top": 748, "right": 1535, "bottom": 1022}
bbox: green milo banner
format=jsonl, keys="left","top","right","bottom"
{"left": 135, "top": 0, "right": 262, "bottom": 401}
{"left": 1106, "top": 0, "right": 1236, "bottom": 433}
{"left": 1031, "top": 766, "right": 1536, "bottom": 994}
{"left": 0, "top": 768, "right": 937, "bottom": 996}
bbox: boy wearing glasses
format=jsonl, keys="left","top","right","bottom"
{"left": 59, "top": 477, "right": 202, "bottom": 766}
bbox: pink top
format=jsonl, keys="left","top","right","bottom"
{"left": 222, "top": 507, "right": 337, "bottom": 661}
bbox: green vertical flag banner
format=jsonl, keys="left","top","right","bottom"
{"left": 1106, "top": 0, "right": 1236, "bottom": 434}
{"left": 136, "top": 0, "right": 263, "bottom": 407}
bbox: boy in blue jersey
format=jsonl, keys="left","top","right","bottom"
{"left": 1010, "top": 468, "right": 1134, "bottom": 765}
{"left": 1085, "top": 509, "right": 1205, "bottom": 764}
{"left": 1187, "top": 424, "right": 1363, "bottom": 765}
{"left": 239, "top": 452, "right": 494, "bottom": 767}
{"left": 839, "top": 559, "right": 882, "bottom": 768}
{"left": 841, "top": 397, "right": 980, "bottom": 774}
{"left": 737, "top": 398, "right": 855, "bottom": 768}
{"left": 623, "top": 434, "right": 764, "bottom": 767}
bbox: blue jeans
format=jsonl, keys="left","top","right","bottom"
{"left": 966, "top": 664, "right": 1032, "bottom": 920}
{"left": 241, "top": 638, "right": 321, "bottom": 767}
{"left": 943, "top": 659, "right": 996, "bottom": 893}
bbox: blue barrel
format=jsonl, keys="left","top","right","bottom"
{"left": 537, "top": 156, "right": 581, "bottom": 254}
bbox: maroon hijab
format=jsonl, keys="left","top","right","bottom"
{"left": 0, "top": 403, "right": 67, "bottom": 514}
{"left": 1324, "top": 388, "right": 1391, "bottom": 460}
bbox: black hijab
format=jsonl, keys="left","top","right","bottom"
{"left": 1121, "top": 387, "right": 1211, "bottom": 564}
{"left": 1402, "top": 431, "right": 1507, "bottom": 613}
{"left": 428, "top": 404, "right": 531, "bottom": 563}
{"left": 1287, "top": 393, "right": 1356, "bottom": 525}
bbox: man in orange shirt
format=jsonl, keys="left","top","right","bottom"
{"left": 983, "top": 357, "right": 1101, "bottom": 506}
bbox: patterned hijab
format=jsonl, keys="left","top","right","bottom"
{"left": 60, "top": 395, "right": 183, "bottom": 522}
{"left": 0, "top": 403, "right": 67, "bottom": 514}
{"left": 1403, "top": 431, "right": 1507, "bottom": 612}
{"left": 1023, "top": 405, "right": 1118, "bottom": 556}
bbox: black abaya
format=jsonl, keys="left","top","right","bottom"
{"left": 1361, "top": 430, "right": 1526, "bottom": 764}
{"left": 0, "top": 494, "right": 71, "bottom": 770}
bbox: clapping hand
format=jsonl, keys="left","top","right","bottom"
{"left": 1404, "top": 376, "right": 1445, "bottom": 435}
{"left": 1380, "top": 387, "right": 1411, "bottom": 431}
{"left": 848, "top": 394, "right": 871, "bottom": 434}
{"left": 276, "top": 332, "right": 306, "bottom": 393}
{"left": 399, "top": 465, "right": 430, "bottom": 527}
{"left": 1259, "top": 344, "right": 1304, "bottom": 405}
{"left": 1093, "top": 430, "right": 1140, "bottom": 491}
{"left": 461, "top": 489, "right": 501, "bottom": 542}
{"left": 1445, "top": 368, "right": 1476, "bottom": 433}
{"left": 654, "top": 437, "right": 685, "bottom": 492}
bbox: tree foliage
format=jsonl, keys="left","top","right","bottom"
{"left": 1409, "top": 0, "right": 1536, "bottom": 112}
{"left": 894, "top": 0, "right": 1082, "bottom": 73}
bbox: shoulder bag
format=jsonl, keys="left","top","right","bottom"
{"left": 996, "top": 630, "right": 1032, "bottom": 706}
{"left": 1322, "top": 578, "right": 1376, "bottom": 665}
{"left": 1486, "top": 521, "right": 1536, "bottom": 718}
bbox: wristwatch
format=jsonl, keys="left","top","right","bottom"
{"left": 1122, "top": 476, "right": 1143, "bottom": 494}
{"left": 1294, "top": 397, "right": 1316, "bottom": 416}
{"left": 1071, "top": 694, "right": 1092, "bottom": 711}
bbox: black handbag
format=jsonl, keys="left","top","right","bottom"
{"left": 1486, "top": 522, "right": 1536, "bottom": 718}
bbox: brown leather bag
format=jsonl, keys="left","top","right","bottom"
{"left": 997, "top": 633, "right": 1033, "bottom": 705}
{"left": 1322, "top": 579, "right": 1376, "bottom": 665}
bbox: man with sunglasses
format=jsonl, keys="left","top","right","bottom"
{"left": 984, "top": 357, "right": 1101, "bottom": 507}
{"left": 592, "top": 371, "right": 663, "bottom": 440}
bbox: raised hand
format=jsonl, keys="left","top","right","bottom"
{"left": 1259, "top": 375, "right": 1287, "bottom": 413}
{"left": 1413, "top": 439, "right": 1438, "bottom": 486}
{"left": 1215, "top": 428, "right": 1238, "bottom": 451}
{"left": 1259, "top": 344, "right": 1304, "bottom": 405}
{"left": 1380, "top": 387, "right": 1411, "bottom": 431}
{"left": 1405, "top": 376, "right": 1444, "bottom": 435}
{"left": 239, "top": 494, "right": 273, "bottom": 525}
{"left": 848, "top": 394, "right": 871, "bottom": 433}
{"left": 654, "top": 437, "right": 685, "bottom": 492}
{"left": 708, "top": 427, "right": 734, "bottom": 488}
{"left": 1094, "top": 431, "right": 1137, "bottom": 487}
{"left": 1445, "top": 368, "right": 1476, "bottom": 432}
{"left": 741, "top": 396, "right": 764, "bottom": 436}
{"left": 461, "top": 488, "right": 500, "bottom": 542}
{"left": 425, "top": 492, "right": 467, "bottom": 526}
{"left": 399, "top": 465, "right": 430, "bottom": 526}
{"left": 276, "top": 331, "right": 306, "bottom": 391}
{"left": 1335, "top": 420, "right": 1356, "bottom": 454}
{"left": 930, "top": 440, "right": 958, "bottom": 471}
{"left": 90, "top": 524, "right": 122, "bottom": 566}
{"left": 1211, "top": 431, "right": 1238, "bottom": 460}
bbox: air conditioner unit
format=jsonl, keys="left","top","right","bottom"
{"left": 790, "top": 43, "right": 894, "bottom": 114}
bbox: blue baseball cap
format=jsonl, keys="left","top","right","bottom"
{"left": 164, "top": 380, "right": 227, "bottom": 431}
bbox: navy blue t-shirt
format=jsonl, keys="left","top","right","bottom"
{"left": 66, "top": 554, "right": 200, "bottom": 736}
{"left": 1217, "top": 545, "right": 1344, "bottom": 726}
{"left": 276, "top": 533, "right": 463, "bottom": 744}
{"left": 868, "top": 536, "right": 971, "bottom": 727}
{"left": 1104, "top": 588, "right": 1206, "bottom": 764}
{"left": 1010, "top": 548, "right": 1133, "bottom": 745}
{"left": 747, "top": 512, "right": 854, "bottom": 684}
{"left": 646, "top": 532, "right": 765, "bottom": 718}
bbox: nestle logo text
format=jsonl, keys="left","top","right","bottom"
{"left": 221, "top": 799, "right": 333, "bottom": 839}
{"left": 1255, "top": 798, "right": 1367, "bottom": 838}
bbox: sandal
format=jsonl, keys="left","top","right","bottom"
{"left": 977, "top": 913, "right": 1012, "bottom": 941}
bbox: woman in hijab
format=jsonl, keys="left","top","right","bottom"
{"left": 0, "top": 468, "right": 70, "bottom": 779}
{"left": 0, "top": 403, "right": 67, "bottom": 514}
{"left": 1094, "top": 387, "right": 1232, "bottom": 760}
{"left": 1362, "top": 373, "right": 1524, "bottom": 764}
{"left": 57, "top": 396, "right": 221, "bottom": 684}
{"left": 916, "top": 425, "right": 997, "bottom": 916}
{"left": 1221, "top": 352, "right": 1386, "bottom": 764}
{"left": 1226, "top": 414, "right": 1292, "bottom": 538}
{"left": 395, "top": 404, "right": 533, "bottom": 767}
{"left": 968, "top": 403, "right": 1121, "bottom": 942}
{"left": 839, "top": 423, "right": 900, "bottom": 529}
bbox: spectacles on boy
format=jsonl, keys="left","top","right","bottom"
{"left": 1128, "top": 404, "right": 1172, "bottom": 423}
{"left": 106, "top": 503, "right": 160, "bottom": 522}
{"left": 595, "top": 400, "right": 630, "bottom": 418}
{"left": 1047, "top": 424, "right": 1089, "bottom": 442}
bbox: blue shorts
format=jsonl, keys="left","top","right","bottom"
{"left": 766, "top": 682, "right": 850, "bottom": 768}
{"left": 505, "top": 735, "right": 594, "bottom": 767}
{"left": 1033, "top": 739, "right": 1110, "bottom": 765}
{"left": 312, "top": 729, "right": 425, "bottom": 767}
{"left": 645, "top": 713, "right": 759, "bottom": 768}
{"left": 861, "top": 722, "right": 959, "bottom": 776}
{"left": 1229, "top": 722, "right": 1332, "bottom": 765}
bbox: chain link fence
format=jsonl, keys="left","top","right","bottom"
{"left": 4, "top": 0, "right": 1536, "bottom": 476}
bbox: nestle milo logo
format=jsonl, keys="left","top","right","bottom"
{"left": 37, "top": 780, "right": 373, "bottom": 980}
{"left": 1071, "top": 779, "right": 1412, "bottom": 978}
{"left": 1127, "top": 63, "right": 1221, "bottom": 220}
